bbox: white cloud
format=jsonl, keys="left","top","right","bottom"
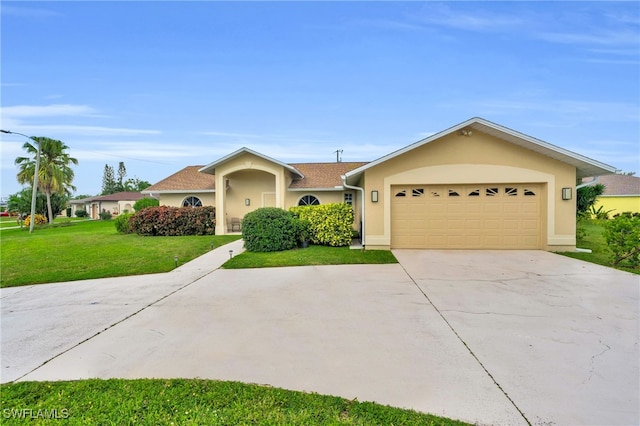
{"left": 0, "top": 5, "right": 62, "bottom": 19}
{"left": 467, "top": 99, "right": 639, "bottom": 123}
{"left": 415, "top": 3, "right": 524, "bottom": 33}
{"left": 26, "top": 125, "right": 161, "bottom": 137}
{"left": 537, "top": 29, "right": 640, "bottom": 47}
{"left": 1, "top": 104, "right": 100, "bottom": 118}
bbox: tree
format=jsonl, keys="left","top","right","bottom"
{"left": 101, "top": 162, "right": 150, "bottom": 194}
{"left": 125, "top": 177, "right": 151, "bottom": 192}
{"left": 117, "top": 161, "right": 127, "bottom": 192}
{"left": 8, "top": 188, "right": 68, "bottom": 220}
{"left": 15, "top": 137, "right": 78, "bottom": 224}
{"left": 101, "top": 164, "right": 117, "bottom": 195}
{"left": 576, "top": 183, "right": 606, "bottom": 216}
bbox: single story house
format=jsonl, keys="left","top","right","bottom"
{"left": 591, "top": 174, "right": 640, "bottom": 216}
{"left": 69, "top": 192, "right": 150, "bottom": 219}
{"left": 143, "top": 117, "right": 617, "bottom": 251}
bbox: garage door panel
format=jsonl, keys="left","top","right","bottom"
{"left": 391, "top": 184, "right": 542, "bottom": 249}
{"left": 484, "top": 204, "right": 501, "bottom": 215}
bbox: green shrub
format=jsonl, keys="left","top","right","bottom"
{"left": 129, "top": 206, "right": 216, "bottom": 236}
{"left": 99, "top": 210, "right": 113, "bottom": 220}
{"left": 75, "top": 209, "right": 88, "bottom": 218}
{"left": 242, "top": 208, "right": 298, "bottom": 252}
{"left": 590, "top": 205, "right": 614, "bottom": 220}
{"left": 133, "top": 197, "right": 159, "bottom": 212}
{"left": 603, "top": 212, "right": 640, "bottom": 267}
{"left": 23, "top": 214, "right": 47, "bottom": 227}
{"left": 114, "top": 212, "right": 134, "bottom": 233}
{"left": 290, "top": 203, "right": 354, "bottom": 247}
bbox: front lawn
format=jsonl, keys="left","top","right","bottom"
{"left": 559, "top": 220, "right": 639, "bottom": 275}
{"left": 0, "top": 379, "right": 469, "bottom": 425}
{"left": 223, "top": 244, "right": 397, "bottom": 269}
{"left": 0, "top": 220, "right": 241, "bottom": 288}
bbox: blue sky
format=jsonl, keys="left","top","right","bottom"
{"left": 1, "top": 1, "right": 639, "bottom": 198}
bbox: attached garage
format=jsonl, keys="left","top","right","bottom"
{"left": 342, "top": 117, "right": 618, "bottom": 251}
{"left": 391, "top": 184, "right": 543, "bottom": 249}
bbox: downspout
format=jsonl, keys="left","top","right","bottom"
{"left": 574, "top": 176, "right": 600, "bottom": 253}
{"left": 576, "top": 175, "right": 599, "bottom": 190}
{"left": 341, "top": 175, "right": 365, "bottom": 247}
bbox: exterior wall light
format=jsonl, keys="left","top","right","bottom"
{"left": 371, "top": 190, "right": 379, "bottom": 203}
{"left": 562, "top": 187, "right": 572, "bottom": 200}
{"left": 245, "top": 198, "right": 250, "bottom": 206}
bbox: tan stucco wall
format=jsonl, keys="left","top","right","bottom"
{"left": 159, "top": 193, "right": 215, "bottom": 208}
{"left": 362, "top": 131, "right": 577, "bottom": 250}
{"left": 284, "top": 191, "right": 348, "bottom": 207}
{"left": 224, "top": 169, "right": 276, "bottom": 228}
{"left": 213, "top": 152, "right": 290, "bottom": 234}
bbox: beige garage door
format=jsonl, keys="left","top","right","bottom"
{"left": 391, "top": 184, "right": 542, "bottom": 249}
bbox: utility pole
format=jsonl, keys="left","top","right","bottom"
{"left": 334, "top": 149, "right": 343, "bottom": 163}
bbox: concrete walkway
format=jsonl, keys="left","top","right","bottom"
{"left": 1, "top": 244, "right": 638, "bottom": 425}
{"left": 0, "top": 239, "right": 245, "bottom": 384}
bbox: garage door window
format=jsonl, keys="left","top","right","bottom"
{"left": 486, "top": 187, "right": 499, "bottom": 196}
{"left": 448, "top": 190, "right": 460, "bottom": 197}
{"left": 395, "top": 190, "right": 407, "bottom": 197}
{"left": 468, "top": 189, "right": 480, "bottom": 197}
{"left": 412, "top": 188, "right": 424, "bottom": 197}
{"left": 524, "top": 189, "right": 536, "bottom": 196}
{"left": 505, "top": 187, "right": 518, "bottom": 196}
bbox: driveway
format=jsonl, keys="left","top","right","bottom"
{"left": 1, "top": 245, "right": 638, "bottom": 425}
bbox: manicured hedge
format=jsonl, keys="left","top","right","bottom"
{"left": 133, "top": 197, "right": 159, "bottom": 212}
{"left": 290, "top": 203, "right": 354, "bottom": 247}
{"left": 129, "top": 206, "right": 216, "bottom": 236}
{"left": 242, "top": 207, "right": 298, "bottom": 252}
{"left": 114, "top": 212, "right": 134, "bottom": 234}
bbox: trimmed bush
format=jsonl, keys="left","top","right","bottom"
{"left": 129, "top": 206, "right": 216, "bottom": 236}
{"left": 133, "top": 197, "right": 159, "bottom": 212}
{"left": 23, "top": 214, "right": 48, "bottom": 227}
{"left": 114, "top": 212, "right": 134, "bottom": 234}
{"left": 75, "top": 209, "right": 88, "bottom": 218}
{"left": 603, "top": 212, "right": 640, "bottom": 267}
{"left": 99, "top": 210, "right": 113, "bottom": 220}
{"left": 242, "top": 208, "right": 298, "bottom": 252}
{"left": 290, "top": 203, "right": 354, "bottom": 247}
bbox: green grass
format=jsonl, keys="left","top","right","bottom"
{"left": 0, "top": 220, "right": 241, "bottom": 288}
{"left": 0, "top": 216, "right": 23, "bottom": 229}
{"left": 0, "top": 216, "right": 88, "bottom": 229}
{"left": 559, "top": 220, "right": 639, "bottom": 275}
{"left": 223, "top": 244, "right": 397, "bottom": 269}
{"left": 0, "top": 379, "right": 469, "bottom": 425}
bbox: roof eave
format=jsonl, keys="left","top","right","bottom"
{"left": 344, "top": 117, "right": 617, "bottom": 181}
{"left": 288, "top": 186, "right": 345, "bottom": 192}
{"left": 141, "top": 189, "right": 215, "bottom": 194}
{"left": 199, "top": 147, "right": 304, "bottom": 179}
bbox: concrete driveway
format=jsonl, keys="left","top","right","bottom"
{"left": 1, "top": 243, "right": 638, "bottom": 425}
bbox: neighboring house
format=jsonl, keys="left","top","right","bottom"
{"left": 590, "top": 174, "right": 640, "bottom": 216}
{"left": 143, "top": 117, "right": 617, "bottom": 251}
{"left": 69, "top": 192, "right": 151, "bottom": 219}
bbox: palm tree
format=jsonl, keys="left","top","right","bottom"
{"left": 15, "top": 137, "right": 79, "bottom": 224}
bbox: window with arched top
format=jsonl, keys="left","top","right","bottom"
{"left": 182, "top": 196, "right": 202, "bottom": 207}
{"left": 298, "top": 195, "right": 320, "bottom": 206}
